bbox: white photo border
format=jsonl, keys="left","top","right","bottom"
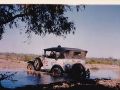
{"left": 0, "top": 0, "right": 120, "bottom": 4}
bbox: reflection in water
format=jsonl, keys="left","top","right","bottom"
{"left": 27, "top": 70, "right": 41, "bottom": 77}
{"left": 26, "top": 71, "right": 67, "bottom": 84}
{"left": 1, "top": 69, "right": 120, "bottom": 89}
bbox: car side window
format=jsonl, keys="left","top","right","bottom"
{"left": 46, "top": 51, "right": 65, "bottom": 59}
{"left": 64, "top": 51, "right": 82, "bottom": 59}
{"left": 73, "top": 52, "right": 81, "bottom": 59}
{"left": 47, "top": 51, "right": 56, "bottom": 59}
{"left": 57, "top": 52, "right": 65, "bottom": 59}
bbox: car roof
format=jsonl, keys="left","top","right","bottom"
{"left": 44, "top": 45, "right": 87, "bottom": 52}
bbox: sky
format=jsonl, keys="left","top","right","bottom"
{"left": 0, "top": 5, "right": 120, "bottom": 59}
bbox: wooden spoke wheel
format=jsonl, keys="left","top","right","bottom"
{"left": 50, "top": 66, "right": 63, "bottom": 77}
{"left": 34, "top": 58, "right": 43, "bottom": 71}
{"left": 27, "top": 63, "right": 34, "bottom": 70}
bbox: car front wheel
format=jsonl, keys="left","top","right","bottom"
{"left": 34, "top": 58, "right": 43, "bottom": 71}
{"left": 27, "top": 63, "right": 34, "bottom": 70}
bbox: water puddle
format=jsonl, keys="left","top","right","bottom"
{"left": 90, "top": 68, "right": 120, "bottom": 79}
{"left": 0, "top": 68, "right": 120, "bottom": 89}
{"left": 0, "top": 71, "right": 69, "bottom": 88}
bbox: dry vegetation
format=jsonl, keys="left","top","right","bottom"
{"left": 0, "top": 52, "right": 38, "bottom": 62}
{"left": 86, "top": 57, "right": 120, "bottom": 66}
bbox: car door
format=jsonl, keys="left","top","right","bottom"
{"left": 42, "top": 57, "right": 56, "bottom": 70}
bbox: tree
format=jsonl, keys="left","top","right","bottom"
{"left": 0, "top": 5, "right": 84, "bottom": 40}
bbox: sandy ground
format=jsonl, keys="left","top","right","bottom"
{"left": 0, "top": 58, "right": 120, "bottom": 71}
{"left": 0, "top": 59, "right": 27, "bottom": 71}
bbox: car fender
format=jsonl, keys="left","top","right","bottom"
{"left": 50, "top": 64, "right": 64, "bottom": 72}
{"left": 72, "top": 63, "right": 86, "bottom": 71}
{"left": 27, "top": 61, "right": 34, "bottom": 65}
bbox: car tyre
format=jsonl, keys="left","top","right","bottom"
{"left": 27, "top": 63, "right": 34, "bottom": 70}
{"left": 71, "top": 63, "right": 86, "bottom": 79}
{"left": 50, "top": 66, "right": 63, "bottom": 77}
{"left": 34, "top": 58, "right": 43, "bottom": 71}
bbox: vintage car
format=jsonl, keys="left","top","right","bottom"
{"left": 27, "top": 45, "right": 90, "bottom": 79}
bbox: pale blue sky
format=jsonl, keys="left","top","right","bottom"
{"left": 0, "top": 5, "right": 120, "bottom": 58}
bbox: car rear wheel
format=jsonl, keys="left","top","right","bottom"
{"left": 50, "top": 66, "right": 63, "bottom": 77}
{"left": 71, "top": 63, "right": 86, "bottom": 79}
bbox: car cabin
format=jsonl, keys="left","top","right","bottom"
{"left": 44, "top": 45, "right": 87, "bottom": 59}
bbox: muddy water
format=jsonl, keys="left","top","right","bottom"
{"left": 90, "top": 69, "right": 120, "bottom": 79}
{"left": 0, "top": 71, "right": 70, "bottom": 88}
{"left": 1, "top": 68, "right": 120, "bottom": 89}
